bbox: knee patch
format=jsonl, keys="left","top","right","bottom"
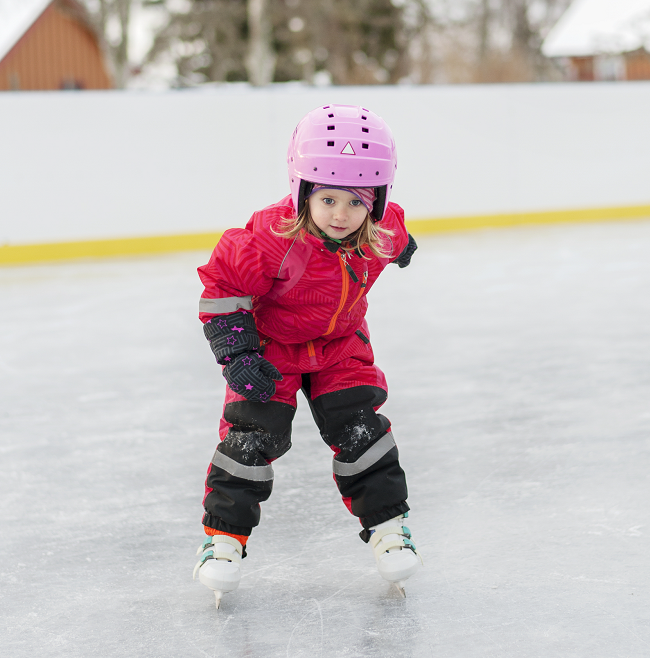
{"left": 222, "top": 400, "right": 296, "bottom": 463}
{"left": 308, "top": 385, "right": 390, "bottom": 459}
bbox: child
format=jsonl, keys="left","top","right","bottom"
{"left": 193, "top": 104, "right": 420, "bottom": 608}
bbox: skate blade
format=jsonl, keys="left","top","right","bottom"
{"left": 214, "top": 590, "right": 223, "bottom": 609}
{"left": 393, "top": 581, "right": 406, "bottom": 598}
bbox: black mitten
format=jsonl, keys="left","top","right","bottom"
{"left": 394, "top": 233, "right": 418, "bottom": 268}
{"left": 203, "top": 311, "right": 282, "bottom": 403}
{"left": 222, "top": 352, "right": 283, "bottom": 403}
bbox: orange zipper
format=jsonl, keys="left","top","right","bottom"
{"left": 348, "top": 270, "right": 368, "bottom": 313}
{"left": 323, "top": 253, "right": 350, "bottom": 336}
{"left": 306, "top": 340, "right": 316, "bottom": 358}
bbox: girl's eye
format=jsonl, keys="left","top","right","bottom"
{"left": 350, "top": 199, "right": 362, "bottom": 207}
{"left": 323, "top": 198, "right": 334, "bottom": 205}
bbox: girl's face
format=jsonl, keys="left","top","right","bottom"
{"left": 307, "top": 188, "right": 369, "bottom": 240}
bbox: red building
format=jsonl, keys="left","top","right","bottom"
{"left": 0, "top": 0, "right": 112, "bottom": 91}
{"left": 543, "top": 0, "right": 650, "bottom": 82}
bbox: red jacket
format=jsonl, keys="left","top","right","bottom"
{"left": 198, "top": 195, "right": 409, "bottom": 348}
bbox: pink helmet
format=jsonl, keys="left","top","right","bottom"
{"left": 287, "top": 104, "right": 397, "bottom": 221}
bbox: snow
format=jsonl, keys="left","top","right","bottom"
{"left": 2, "top": 218, "right": 650, "bottom": 656}
{"left": 543, "top": 0, "right": 650, "bottom": 57}
{"left": 0, "top": 0, "right": 50, "bottom": 62}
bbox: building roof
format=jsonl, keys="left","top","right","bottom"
{"left": 543, "top": 0, "right": 650, "bottom": 57}
{"left": 0, "top": 0, "right": 53, "bottom": 62}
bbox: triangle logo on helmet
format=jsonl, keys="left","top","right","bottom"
{"left": 341, "top": 142, "right": 355, "bottom": 155}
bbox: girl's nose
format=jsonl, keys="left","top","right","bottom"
{"left": 333, "top": 206, "right": 348, "bottom": 220}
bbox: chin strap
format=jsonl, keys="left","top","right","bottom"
{"left": 320, "top": 231, "right": 343, "bottom": 244}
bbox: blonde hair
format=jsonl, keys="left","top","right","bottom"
{"left": 274, "top": 202, "right": 394, "bottom": 259}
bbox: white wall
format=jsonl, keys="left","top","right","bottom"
{"left": 1, "top": 82, "right": 649, "bottom": 245}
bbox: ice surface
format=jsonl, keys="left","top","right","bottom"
{"left": 1, "top": 220, "right": 650, "bottom": 657}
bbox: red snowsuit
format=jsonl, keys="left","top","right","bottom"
{"left": 198, "top": 195, "right": 412, "bottom": 538}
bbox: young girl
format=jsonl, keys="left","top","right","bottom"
{"left": 193, "top": 104, "right": 420, "bottom": 608}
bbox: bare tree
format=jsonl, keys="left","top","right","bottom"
{"left": 501, "top": 0, "right": 572, "bottom": 80}
{"left": 82, "top": 0, "right": 134, "bottom": 88}
{"left": 143, "top": 0, "right": 433, "bottom": 86}
{"left": 146, "top": 0, "right": 248, "bottom": 85}
{"left": 423, "top": 0, "right": 571, "bottom": 83}
{"left": 272, "top": 0, "right": 433, "bottom": 85}
{"left": 90, "top": 0, "right": 572, "bottom": 88}
{"left": 246, "top": 0, "right": 276, "bottom": 86}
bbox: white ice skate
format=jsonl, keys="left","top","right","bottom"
{"left": 369, "top": 513, "right": 422, "bottom": 597}
{"left": 193, "top": 535, "right": 243, "bottom": 609}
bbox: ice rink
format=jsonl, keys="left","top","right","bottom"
{"left": 2, "top": 219, "right": 650, "bottom": 657}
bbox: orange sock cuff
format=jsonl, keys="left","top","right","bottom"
{"left": 203, "top": 527, "right": 249, "bottom": 546}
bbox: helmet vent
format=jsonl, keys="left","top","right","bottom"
{"left": 327, "top": 125, "right": 335, "bottom": 130}
{"left": 313, "top": 167, "right": 318, "bottom": 171}
{"left": 328, "top": 113, "right": 334, "bottom": 118}
{"left": 362, "top": 143, "right": 369, "bottom": 149}
{"left": 375, "top": 171, "right": 379, "bottom": 175}
{"left": 362, "top": 127, "right": 369, "bottom": 133}
{"left": 327, "top": 141, "right": 334, "bottom": 146}
{"left": 361, "top": 115, "right": 367, "bottom": 120}
{"left": 323, "top": 105, "right": 330, "bottom": 109}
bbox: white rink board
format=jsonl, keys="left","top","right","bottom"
{"left": 1, "top": 82, "right": 649, "bottom": 245}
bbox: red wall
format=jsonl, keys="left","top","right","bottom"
{"left": 0, "top": 1, "right": 112, "bottom": 91}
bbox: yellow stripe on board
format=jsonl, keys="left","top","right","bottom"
{"left": 405, "top": 204, "right": 650, "bottom": 234}
{"left": 0, "top": 232, "right": 223, "bottom": 266}
{"left": 2, "top": 204, "right": 649, "bottom": 266}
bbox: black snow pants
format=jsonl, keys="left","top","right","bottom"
{"left": 202, "top": 379, "right": 409, "bottom": 539}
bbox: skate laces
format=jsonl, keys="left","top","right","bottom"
{"left": 192, "top": 535, "right": 243, "bottom": 580}
{"left": 369, "top": 514, "right": 422, "bottom": 562}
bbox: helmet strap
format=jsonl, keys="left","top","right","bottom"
{"left": 297, "top": 180, "right": 314, "bottom": 215}
{"left": 373, "top": 186, "right": 388, "bottom": 222}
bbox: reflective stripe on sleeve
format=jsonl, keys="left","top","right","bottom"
{"left": 211, "top": 449, "right": 275, "bottom": 482}
{"left": 199, "top": 295, "right": 253, "bottom": 314}
{"left": 332, "top": 432, "right": 397, "bottom": 477}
